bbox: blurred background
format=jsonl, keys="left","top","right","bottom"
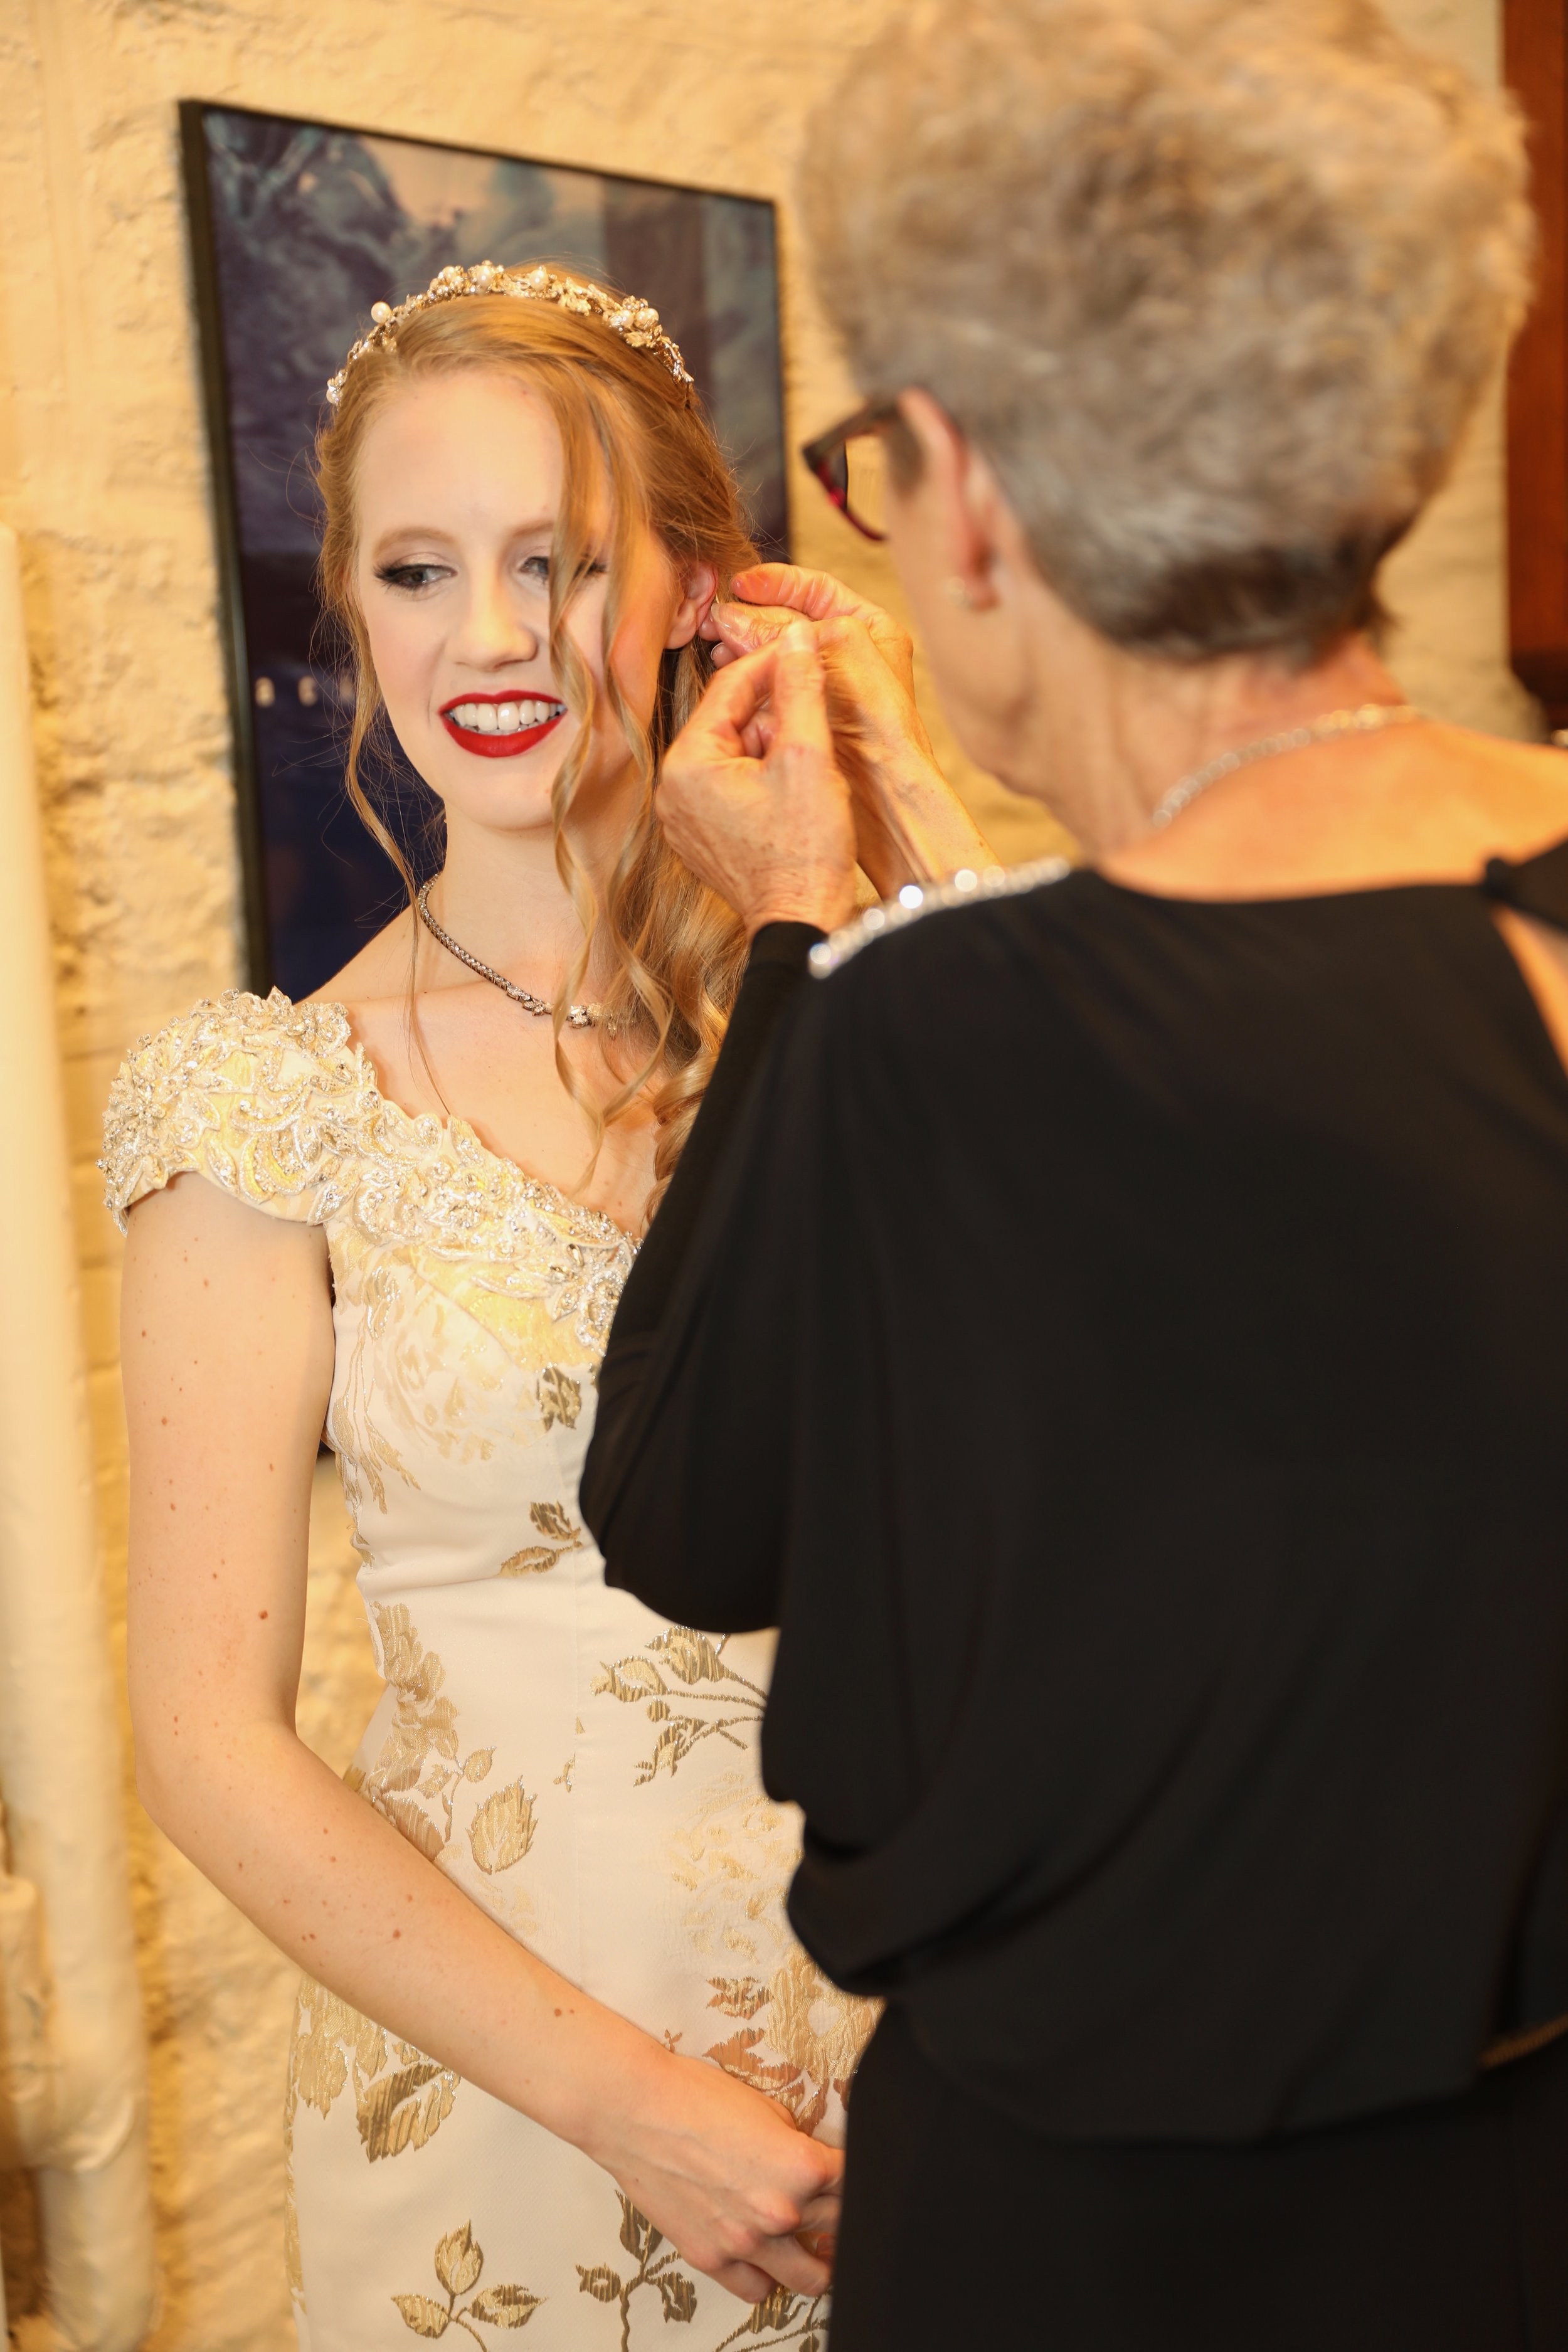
{"left": 0, "top": 0, "right": 1548, "bottom": 2346}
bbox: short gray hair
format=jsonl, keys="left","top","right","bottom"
{"left": 802, "top": 0, "right": 1533, "bottom": 661}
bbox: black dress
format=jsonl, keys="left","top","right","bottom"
{"left": 583, "top": 846, "right": 1568, "bottom": 2348}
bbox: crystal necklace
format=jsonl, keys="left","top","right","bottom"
{"left": 416, "top": 879, "right": 605, "bottom": 1030}
{"left": 1148, "top": 701, "right": 1425, "bottom": 831}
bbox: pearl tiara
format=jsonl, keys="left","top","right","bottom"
{"left": 324, "top": 260, "right": 696, "bottom": 409}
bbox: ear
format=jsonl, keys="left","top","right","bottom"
{"left": 665, "top": 561, "right": 719, "bottom": 650}
{"left": 896, "top": 389, "right": 1005, "bottom": 612}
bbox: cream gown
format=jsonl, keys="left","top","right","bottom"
{"left": 103, "top": 988, "right": 874, "bottom": 2352}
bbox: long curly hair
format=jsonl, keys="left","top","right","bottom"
{"left": 314, "top": 279, "right": 756, "bottom": 1217}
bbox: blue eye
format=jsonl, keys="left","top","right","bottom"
{"left": 376, "top": 563, "right": 448, "bottom": 593}
{"left": 520, "top": 555, "right": 608, "bottom": 587}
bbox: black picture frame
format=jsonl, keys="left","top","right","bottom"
{"left": 179, "top": 100, "right": 788, "bottom": 997}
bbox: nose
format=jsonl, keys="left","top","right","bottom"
{"left": 450, "top": 561, "right": 541, "bottom": 672}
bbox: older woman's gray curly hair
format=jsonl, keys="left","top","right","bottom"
{"left": 802, "top": 0, "right": 1534, "bottom": 662}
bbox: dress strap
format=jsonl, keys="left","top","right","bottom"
{"left": 1481, "top": 836, "right": 1568, "bottom": 934}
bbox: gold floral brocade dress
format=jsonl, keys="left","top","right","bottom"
{"left": 102, "top": 990, "right": 872, "bottom": 2352}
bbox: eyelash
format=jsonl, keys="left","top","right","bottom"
{"left": 373, "top": 556, "right": 608, "bottom": 596}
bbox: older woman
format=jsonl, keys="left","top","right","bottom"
{"left": 583, "top": 0, "right": 1568, "bottom": 2342}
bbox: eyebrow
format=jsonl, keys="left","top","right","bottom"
{"left": 368, "top": 516, "right": 560, "bottom": 561}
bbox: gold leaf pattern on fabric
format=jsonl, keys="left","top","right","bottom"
{"left": 394, "top": 2219, "right": 543, "bottom": 2338}
{"left": 286, "top": 1976, "right": 460, "bottom": 2178}
{"left": 377, "top": 1794, "right": 448, "bottom": 1864}
{"left": 531, "top": 1500, "right": 581, "bottom": 1544}
{"left": 359, "top": 2063, "right": 458, "bottom": 2162}
{"left": 538, "top": 1365, "right": 582, "bottom": 1429}
{"left": 711, "top": 2286, "right": 830, "bottom": 2349}
{"left": 499, "top": 1547, "right": 561, "bottom": 1577}
{"left": 361, "top": 1602, "right": 497, "bottom": 1862}
{"left": 593, "top": 1627, "right": 769, "bottom": 1784}
{"left": 469, "top": 1782, "right": 538, "bottom": 1873}
{"left": 576, "top": 2194, "right": 702, "bottom": 2338}
{"left": 435, "top": 2222, "right": 484, "bottom": 2297}
{"left": 501, "top": 1498, "right": 589, "bottom": 1577}
{"left": 659, "top": 2274, "right": 699, "bottom": 2324}
{"left": 469, "top": 2282, "right": 544, "bottom": 2325}
{"left": 393, "top": 2292, "right": 452, "bottom": 2336}
{"left": 704, "top": 1951, "right": 878, "bottom": 2137}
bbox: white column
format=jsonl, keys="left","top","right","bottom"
{"left": 0, "top": 522, "right": 155, "bottom": 2349}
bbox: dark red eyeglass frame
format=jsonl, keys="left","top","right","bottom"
{"left": 800, "top": 397, "right": 901, "bottom": 542}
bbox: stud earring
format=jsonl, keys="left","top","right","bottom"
{"left": 943, "top": 575, "right": 977, "bottom": 609}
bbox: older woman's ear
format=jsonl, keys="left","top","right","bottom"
{"left": 893, "top": 388, "right": 1057, "bottom": 623}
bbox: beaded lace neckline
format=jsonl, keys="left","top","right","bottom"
{"left": 309, "top": 994, "right": 641, "bottom": 1251}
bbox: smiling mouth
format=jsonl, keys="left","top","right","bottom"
{"left": 440, "top": 694, "right": 568, "bottom": 759}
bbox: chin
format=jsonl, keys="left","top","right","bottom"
{"left": 423, "top": 739, "right": 571, "bottom": 832}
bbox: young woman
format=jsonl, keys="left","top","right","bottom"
{"left": 103, "top": 264, "right": 985, "bottom": 2349}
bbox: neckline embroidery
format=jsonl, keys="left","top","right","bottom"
{"left": 297, "top": 992, "right": 641, "bottom": 1253}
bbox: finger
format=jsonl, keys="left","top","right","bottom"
{"left": 767, "top": 622, "right": 835, "bottom": 761}
{"left": 797, "top": 2186, "right": 843, "bottom": 2234}
{"left": 754, "top": 2230, "right": 832, "bottom": 2297}
{"left": 731, "top": 563, "right": 869, "bottom": 625}
{"left": 707, "top": 600, "right": 795, "bottom": 655}
{"left": 711, "top": 2259, "right": 778, "bottom": 2302}
{"left": 682, "top": 638, "right": 783, "bottom": 754}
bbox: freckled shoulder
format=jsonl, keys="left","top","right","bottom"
{"left": 807, "top": 854, "right": 1072, "bottom": 980}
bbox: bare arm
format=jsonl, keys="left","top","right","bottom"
{"left": 122, "top": 1172, "right": 839, "bottom": 2299}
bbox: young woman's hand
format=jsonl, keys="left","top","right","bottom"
{"left": 585, "top": 2040, "right": 844, "bottom": 2302}
{"left": 702, "top": 563, "right": 995, "bottom": 894}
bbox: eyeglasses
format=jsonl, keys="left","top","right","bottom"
{"left": 800, "top": 397, "right": 901, "bottom": 543}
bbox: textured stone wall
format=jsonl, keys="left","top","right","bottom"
{"left": 0, "top": 0, "right": 1536, "bottom": 2344}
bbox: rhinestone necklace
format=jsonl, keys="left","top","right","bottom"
{"left": 416, "top": 879, "right": 604, "bottom": 1030}
{"left": 1148, "top": 702, "right": 1425, "bottom": 831}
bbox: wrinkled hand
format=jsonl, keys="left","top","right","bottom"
{"left": 588, "top": 2042, "right": 844, "bottom": 2303}
{"left": 660, "top": 622, "right": 858, "bottom": 938}
{"left": 705, "top": 564, "right": 994, "bottom": 895}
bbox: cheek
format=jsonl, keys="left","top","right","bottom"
{"left": 361, "top": 595, "right": 430, "bottom": 716}
{"left": 570, "top": 593, "right": 662, "bottom": 728}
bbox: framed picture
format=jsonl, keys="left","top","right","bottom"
{"left": 1503, "top": 0, "right": 1567, "bottom": 734}
{"left": 180, "top": 101, "right": 788, "bottom": 997}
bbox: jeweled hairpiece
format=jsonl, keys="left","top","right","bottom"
{"left": 324, "top": 260, "right": 696, "bottom": 408}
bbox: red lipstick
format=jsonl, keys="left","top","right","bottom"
{"left": 440, "top": 690, "right": 567, "bottom": 760}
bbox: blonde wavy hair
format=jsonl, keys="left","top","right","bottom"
{"left": 805, "top": 0, "right": 1533, "bottom": 662}
{"left": 314, "top": 280, "right": 755, "bottom": 1214}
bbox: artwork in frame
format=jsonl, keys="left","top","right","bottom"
{"left": 180, "top": 101, "right": 788, "bottom": 997}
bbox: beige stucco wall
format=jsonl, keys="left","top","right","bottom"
{"left": 0, "top": 0, "right": 1539, "bottom": 2343}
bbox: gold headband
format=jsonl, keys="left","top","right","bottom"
{"left": 324, "top": 260, "right": 696, "bottom": 408}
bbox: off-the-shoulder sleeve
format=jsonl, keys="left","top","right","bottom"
{"left": 100, "top": 988, "right": 369, "bottom": 1233}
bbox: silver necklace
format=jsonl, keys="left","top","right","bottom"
{"left": 416, "top": 879, "right": 604, "bottom": 1030}
{"left": 1149, "top": 702, "right": 1425, "bottom": 830}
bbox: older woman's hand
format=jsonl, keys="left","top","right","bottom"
{"left": 706, "top": 564, "right": 995, "bottom": 895}
{"left": 659, "top": 622, "right": 859, "bottom": 938}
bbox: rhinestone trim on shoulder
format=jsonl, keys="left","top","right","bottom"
{"left": 808, "top": 855, "right": 1072, "bottom": 980}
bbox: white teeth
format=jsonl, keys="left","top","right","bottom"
{"left": 447, "top": 697, "right": 564, "bottom": 734}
